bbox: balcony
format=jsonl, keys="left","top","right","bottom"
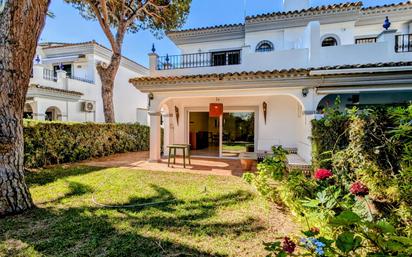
{"left": 157, "top": 50, "right": 241, "bottom": 70}
{"left": 395, "top": 34, "right": 412, "bottom": 53}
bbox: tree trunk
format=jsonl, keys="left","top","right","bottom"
{"left": 0, "top": 0, "right": 49, "bottom": 217}
{"left": 97, "top": 53, "right": 122, "bottom": 123}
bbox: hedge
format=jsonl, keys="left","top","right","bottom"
{"left": 24, "top": 120, "right": 150, "bottom": 168}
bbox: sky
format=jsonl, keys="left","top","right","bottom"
{"left": 41, "top": 0, "right": 403, "bottom": 67}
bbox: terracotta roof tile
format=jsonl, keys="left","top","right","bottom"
{"left": 362, "top": 1, "right": 412, "bottom": 11}
{"left": 40, "top": 40, "right": 145, "bottom": 69}
{"left": 29, "top": 84, "right": 83, "bottom": 96}
{"left": 166, "top": 23, "right": 244, "bottom": 35}
{"left": 130, "top": 61, "right": 412, "bottom": 84}
{"left": 246, "top": 2, "right": 363, "bottom": 20}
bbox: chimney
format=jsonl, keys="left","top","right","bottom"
{"left": 282, "top": 0, "right": 310, "bottom": 12}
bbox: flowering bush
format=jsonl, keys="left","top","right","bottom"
{"left": 314, "top": 169, "right": 333, "bottom": 180}
{"left": 350, "top": 181, "right": 369, "bottom": 196}
{"left": 282, "top": 237, "right": 296, "bottom": 254}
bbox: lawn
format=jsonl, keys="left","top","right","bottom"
{"left": 0, "top": 166, "right": 295, "bottom": 257}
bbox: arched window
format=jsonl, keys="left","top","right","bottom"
{"left": 321, "top": 36, "right": 339, "bottom": 47}
{"left": 256, "top": 40, "right": 274, "bottom": 52}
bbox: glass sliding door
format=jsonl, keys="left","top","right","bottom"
{"left": 189, "top": 112, "right": 220, "bottom": 157}
{"left": 222, "top": 112, "right": 255, "bottom": 158}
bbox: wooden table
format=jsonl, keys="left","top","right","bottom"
{"left": 167, "top": 144, "right": 191, "bottom": 168}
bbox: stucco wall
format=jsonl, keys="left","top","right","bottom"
{"left": 164, "top": 95, "right": 305, "bottom": 153}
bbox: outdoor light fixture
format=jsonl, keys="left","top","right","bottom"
{"left": 302, "top": 88, "right": 309, "bottom": 97}
{"left": 209, "top": 103, "right": 223, "bottom": 117}
{"left": 147, "top": 92, "right": 154, "bottom": 108}
{"left": 175, "top": 106, "right": 180, "bottom": 125}
{"left": 263, "top": 102, "right": 267, "bottom": 124}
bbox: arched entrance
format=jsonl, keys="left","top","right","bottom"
{"left": 24, "top": 103, "right": 34, "bottom": 119}
{"left": 45, "top": 106, "right": 62, "bottom": 121}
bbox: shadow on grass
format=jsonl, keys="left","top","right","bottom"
{"left": 38, "top": 181, "right": 95, "bottom": 204}
{"left": 25, "top": 166, "right": 105, "bottom": 186}
{"left": 1, "top": 183, "right": 264, "bottom": 256}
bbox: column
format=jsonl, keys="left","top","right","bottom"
{"left": 149, "top": 111, "right": 162, "bottom": 162}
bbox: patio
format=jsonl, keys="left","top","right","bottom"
{"left": 82, "top": 151, "right": 252, "bottom": 176}
{"left": 81, "top": 151, "right": 311, "bottom": 176}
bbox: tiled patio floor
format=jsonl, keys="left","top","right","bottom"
{"left": 82, "top": 151, "right": 254, "bottom": 177}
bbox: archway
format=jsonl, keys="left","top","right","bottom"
{"left": 24, "top": 103, "right": 34, "bottom": 119}
{"left": 45, "top": 106, "right": 62, "bottom": 121}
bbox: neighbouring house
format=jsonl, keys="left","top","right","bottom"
{"left": 130, "top": 0, "right": 412, "bottom": 164}
{"left": 27, "top": 41, "right": 149, "bottom": 124}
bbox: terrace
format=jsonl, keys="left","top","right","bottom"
{"left": 150, "top": 30, "right": 412, "bottom": 77}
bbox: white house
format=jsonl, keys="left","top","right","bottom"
{"left": 27, "top": 41, "right": 149, "bottom": 124}
{"left": 130, "top": 0, "right": 412, "bottom": 163}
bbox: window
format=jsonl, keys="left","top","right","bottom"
{"left": 256, "top": 40, "right": 274, "bottom": 52}
{"left": 211, "top": 50, "right": 241, "bottom": 66}
{"left": 321, "top": 37, "right": 339, "bottom": 47}
{"left": 53, "top": 64, "right": 72, "bottom": 78}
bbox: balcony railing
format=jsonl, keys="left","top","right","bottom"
{"left": 68, "top": 74, "right": 94, "bottom": 84}
{"left": 355, "top": 37, "right": 377, "bottom": 44}
{"left": 157, "top": 50, "right": 241, "bottom": 70}
{"left": 43, "top": 68, "right": 57, "bottom": 81}
{"left": 395, "top": 34, "right": 412, "bottom": 52}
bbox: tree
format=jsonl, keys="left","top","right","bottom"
{"left": 66, "top": 0, "right": 191, "bottom": 123}
{"left": 0, "top": 0, "right": 50, "bottom": 216}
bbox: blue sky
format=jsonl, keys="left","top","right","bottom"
{"left": 41, "top": 0, "right": 401, "bottom": 67}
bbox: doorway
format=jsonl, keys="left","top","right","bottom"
{"left": 188, "top": 110, "right": 256, "bottom": 158}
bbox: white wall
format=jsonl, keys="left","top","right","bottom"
{"left": 31, "top": 45, "right": 149, "bottom": 124}
{"left": 163, "top": 95, "right": 305, "bottom": 153}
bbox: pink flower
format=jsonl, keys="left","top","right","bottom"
{"left": 314, "top": 169, "right": 333, "bottom": 180}
{"left": 350, "top": 181, "right": 369, "bottom": 196}
{"left": 282, "top": 237, "right": 296, "bottom": 254}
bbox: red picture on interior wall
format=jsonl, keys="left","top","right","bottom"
{"left": 209, "top": 103, "right": 223, "bottom": 117}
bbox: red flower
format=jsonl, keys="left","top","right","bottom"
{"left": 282, "top": 237, "right": 296, "bottom": 254}
{"left": 314, "top": 169, "right": 333, "bottom": 180}
{"left": 310, "top": 227, "right": 320, "bottom": 235}
{"left": 350, "top": 181, "right": 369, "bottom": 196}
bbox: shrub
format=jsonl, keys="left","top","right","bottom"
{"left": 24, "top": 120, "right": 149, "bottom": 168}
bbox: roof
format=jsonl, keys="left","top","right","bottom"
{"left": 246, "top": 2, "right": 362, "bottom": 21}
{"left": 167, "top": 1, "right": 412, "bottom": 37}
{"left": 39, "top": 40, "right": 148, "bottom": 73}
{"left": 29, "top": 84, "right": 83, "bottom": 96}
{"left": 362, "top": 1, "right": 412, "bottom": 11}
{"left": 130, "top": 61, "right": 412, "bottom": 84}
{"left": 166, "top": 23, "right": 244, "bottom": 35}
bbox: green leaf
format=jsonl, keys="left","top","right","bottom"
{"left": 385, "top": 240, "right": 404, "bottom": 252}
{"left": 336, "top": 232, "right": 362, "bottom": 253}
{"left": 329, "top": 211, "right": 361, "bottom": 226}
{"left": 375, "top": 220, "right": 395, "bottom": 234}
{"left": 390, "top": 236, "right": 412, "bottom": 246}
{"left": 276, "top": 251, "right": 287, "bottom": 257}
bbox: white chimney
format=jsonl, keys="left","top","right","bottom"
{"left": 282, "top": 0, "right": 310, "bottom": 12}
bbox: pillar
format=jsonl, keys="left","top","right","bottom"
{"left": 149, "top": 111, "right": 162, "bottom": 162}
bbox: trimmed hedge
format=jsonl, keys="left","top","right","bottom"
{"left": 24, "top": 120, "right": 149, "bottom": 168}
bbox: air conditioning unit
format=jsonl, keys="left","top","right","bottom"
{"left": 83, "top": 101, "right": 95, "bottom": 112}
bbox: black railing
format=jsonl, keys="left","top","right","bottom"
{"left": 157, "top": 50, "right": 241, "bottom": 70}
{"left": 395, "top": 34, "right": 412, "bottom": 52}
{"left": 43, "top": 68, "right": 57, "bottom": 81}
{"left": 68, "top": 74, "right": 94, "bottom": 84}
{"left": 355, "top": 37, "right": 377, "bottom": 44}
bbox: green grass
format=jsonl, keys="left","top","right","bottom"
{"left": 222, "top": 144, "right": 247, "bottom": 152}
{"left": 0, "top": 166, "right": 279, "bottom": 257}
